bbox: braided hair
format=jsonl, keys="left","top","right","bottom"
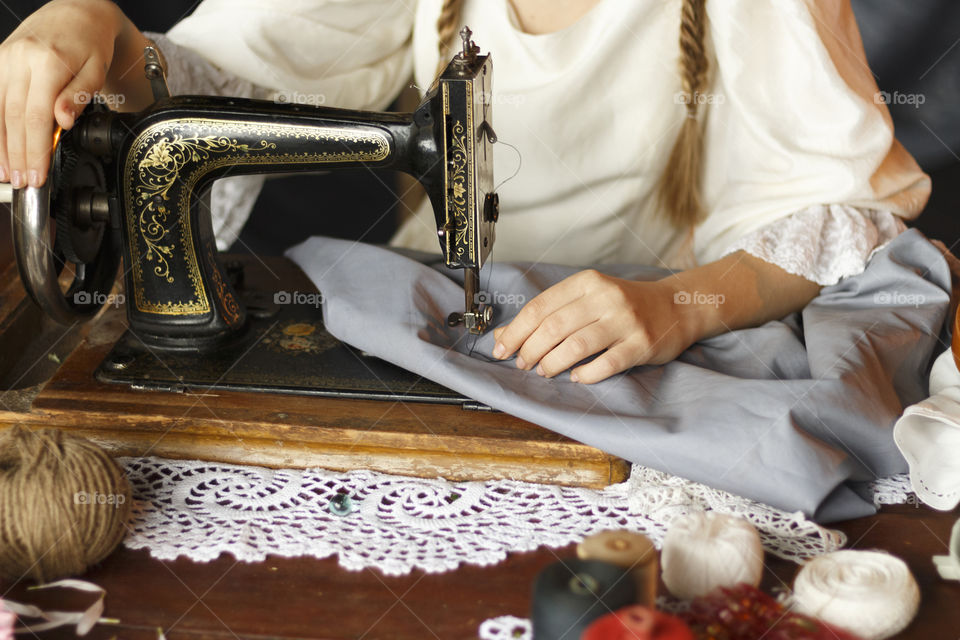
{"left": 435, "top": 0, "right": 466, "bottom": 74}
{"left": 657, "top": 0, "right": 710, "bottom": 228}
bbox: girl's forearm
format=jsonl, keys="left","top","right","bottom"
{"left": 658, "top": 250, "right": 822, "bottom": 344}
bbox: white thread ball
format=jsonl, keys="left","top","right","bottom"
{"left": 792, "top": 550, "right": 919, "bottom": 640}
{"left": 660, "top": 511, "right": 764, "bottom": 600}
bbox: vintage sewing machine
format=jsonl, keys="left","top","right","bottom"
{"left": 18, "top": 29, "right": 495, "bottom": 346}
{"left": 0, "top": 30, "right": 629, "bottom": 487}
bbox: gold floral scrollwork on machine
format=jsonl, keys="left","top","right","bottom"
{"left": 136, "top": 135, "right": 275, "bottom": 283}
{"left": 447, "top": 120, "right": 468, "bottom": 258}
{"left": 123, "top": 119, "right": 390, "bottom": 315}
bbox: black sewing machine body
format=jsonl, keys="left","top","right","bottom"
{"left": 9, "top": 31, "right": 497, "bottom": 403}
{"left": 95, "top": 91, "right": 488, "bottom": 348}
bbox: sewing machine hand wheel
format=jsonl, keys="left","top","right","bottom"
{"left": 11, "top": 122, "right": 121, "bottom": 325}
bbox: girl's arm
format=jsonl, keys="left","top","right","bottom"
{"left": 492, "top": 254, "right": 821, "bottom": 384}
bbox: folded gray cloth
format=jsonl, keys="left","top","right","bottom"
{"left": 287, "top": 230, "right": 951, "bottom": 522}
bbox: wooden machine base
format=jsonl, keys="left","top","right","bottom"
{"left": 0, "top": 250, "right": 629, "bottom": 488}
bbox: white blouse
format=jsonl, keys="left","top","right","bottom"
{"left": 158, "top": 0, "right": 929, "bottom": 285}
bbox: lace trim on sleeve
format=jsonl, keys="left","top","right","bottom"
{"left": 722, "top": 205, "right": 907, "bottom": 286}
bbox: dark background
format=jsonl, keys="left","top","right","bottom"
{"left": 1, "top": 0, "right": 957, "bottom": 253}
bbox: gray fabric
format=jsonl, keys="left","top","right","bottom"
{"left": 287, "top": 230, "right": 952, "bottom": 522}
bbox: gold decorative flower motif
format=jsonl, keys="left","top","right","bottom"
{"left": 140, "top": 140, "right": 173, "bottom": 170}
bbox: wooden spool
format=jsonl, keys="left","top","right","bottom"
{"left": 577, "top": 530, "right": 658, "bottom": 608}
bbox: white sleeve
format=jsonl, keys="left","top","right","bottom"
{"left": 146, "top": 32, "right": 271, "bottom": 100}
{"left": 694, "top": 0, "right": 930, "bottom": 266}
{"left": 163, "top": 0, "right": 415, "bottom": 111}
{"left": 723, "top": 204, "right": 906, "bottom": 286}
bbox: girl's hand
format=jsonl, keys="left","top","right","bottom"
{"left": 490, "top": 252, "right": 822, "bottom": 385}
{"left": 491, "top": 270, "right": 697, "bottom": 384}
{"left": 0, "top": 0, "right": 147, "bottom": 188}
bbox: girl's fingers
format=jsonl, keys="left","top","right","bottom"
{"left": 493, "top": 292, "right": 569, "bottom": 361}
{"left": 55, "top": 55, "right": 107, "bottom": 129}
{"left": 514, "top": 299, "right": 598, "bottom": 371}
{"left": 571, "top": 339, "right": 650, "bottom": 384}
{"left": 0, "top": 0, "right": 131, "bottom": 185}
{"left": 492, "top": 270, "right": 598, "bottom": 360}
{"left": 537, "top": 321, "right": 611, "bottom": 378}
{"left": 24, "top": 59, "right": 75, "bottom": 186}
{"left": 4, "top": 71, "right": 31, "bottom": 188}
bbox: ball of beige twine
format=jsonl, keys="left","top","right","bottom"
{"left": 0, "top": 426, "right": 131, "bottom": 584}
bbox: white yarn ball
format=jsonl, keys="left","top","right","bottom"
{"left": 792, "top": 550, "right": 919, "bottom": 640}
{"left": 661, "top": 512, "right": 764, "bottom": 600}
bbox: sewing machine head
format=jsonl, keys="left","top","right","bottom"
{"left": 10, "top": 27, "right": 496, "bottom": 353}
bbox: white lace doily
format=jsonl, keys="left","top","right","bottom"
{"left": 118, "top": 458, "right": 915, "bottom": 575}
{"left": 479, "top": 616, "right": 532, "bottom": 640}
{"left": 869, "top": 473, "right": 914, "bottom": 506}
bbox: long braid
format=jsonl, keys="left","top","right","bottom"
{"left": 436, "top": 0, "right": 466, "bottom": 74}
{"left": 658, "top": 0, "right": 710, "bottom": 229}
